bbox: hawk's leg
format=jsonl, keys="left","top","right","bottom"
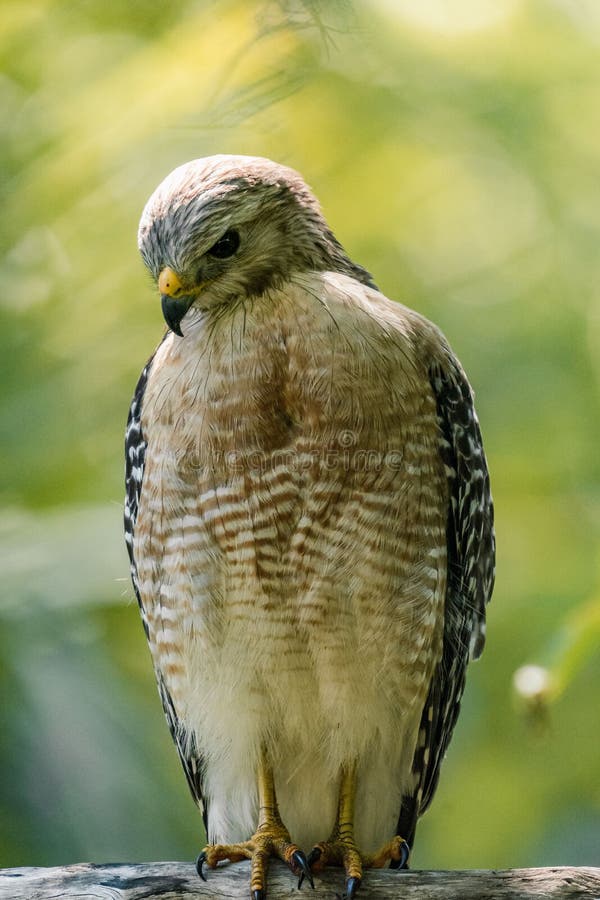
{"left": 196, "top": 749, "right": 312, "bottom": 899}
{"left": 305, "top": 763, "right": 409, "bottom": 898}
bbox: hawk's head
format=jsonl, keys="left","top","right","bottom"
{"left": 138, "top": 155, "right": 373, "bottom": 335}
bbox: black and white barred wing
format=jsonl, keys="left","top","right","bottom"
{"left": 396, "top": 351, "right": 495, "bottom": 853}
{"left": 124, "top": 355, "right": 207, "bottom": 825}
{"left": 124, "top": 359, "right": 151, "bottom": 631}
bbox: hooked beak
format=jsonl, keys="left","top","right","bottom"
{"left": 161, "top": 293, "right": 194, "bottom": 337}
{"left": 158, "top": 266, "right": 194, "bottom": 337}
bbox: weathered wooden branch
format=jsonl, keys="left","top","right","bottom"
{"left": 1, "top": 861, "right": 599, "bottom": 900}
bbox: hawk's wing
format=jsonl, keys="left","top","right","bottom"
{"left": 394, "top": 350, "right": 495, "bottom": 857}
{"left": 124, "top": 353, "right": 207, "bottom": 829}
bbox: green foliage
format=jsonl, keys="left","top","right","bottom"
{"left": 1, "top": 0, "right": 599, "bottom": 871}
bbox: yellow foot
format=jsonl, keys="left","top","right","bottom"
{"left": 308, "top": 762, "right": 410, "bottom": 897}
{"left": 196, "top": 822, "right": 313, "bottom": 899}
{"left": 307, "top": 835, "right": 409, "bottom": 898}
{"left": 363, "top": 835, "right": 411, "bottom": 869}
{"left": 196, "top": 749, "right": 313, "bottom": 897}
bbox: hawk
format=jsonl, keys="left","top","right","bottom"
{"left": 125, "top": 155, "right": 495, "bottom": 899}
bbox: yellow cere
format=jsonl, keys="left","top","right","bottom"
{"left": 158, "top": 266, "right": 183, "bottom": 297}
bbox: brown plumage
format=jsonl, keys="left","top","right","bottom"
{"left": 125, "top": 155, "right": 494, "bottom": 897}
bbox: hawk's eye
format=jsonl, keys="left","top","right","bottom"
{"left": 207, "top": 228, "right": 240, "bottom": 259}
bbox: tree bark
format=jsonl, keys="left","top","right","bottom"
{"left": 1, "top": 861, "right": 599, "bottom": 900}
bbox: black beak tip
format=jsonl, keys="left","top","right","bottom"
{"left": 161, "top": 293, "right": 191, "bottom": 337}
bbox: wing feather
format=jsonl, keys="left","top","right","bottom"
{"left": 124, "top": 353, "right": 207, "bottom": 827}
{"left": 394, "top": 351, "right": 495, "bottom": 859}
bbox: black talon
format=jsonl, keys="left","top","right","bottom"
{"left": 399, "top": 839, "right": 410, "bottom": 869}
{"left": 253, "top": 890, "right": 265, "bottom": 900}
{"left": 293, "top": 850, "right": 314, "bottom": 890}
{"left": 345, "top": 876, "right": 361, "bottom": 900}
{"left": 195, "top": 851, "right": 207, "bottom": 881}
{"left": 306, "top": 846, "right": 322, "bottom": 868}
{"left": 389, "top": 839, "right": 410, "bottom": 870}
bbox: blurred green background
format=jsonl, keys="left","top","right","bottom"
{"left": 1, "top": 0, "right": 599, "bottom": 872}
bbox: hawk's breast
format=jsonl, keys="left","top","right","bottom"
{"left": 134, "top": 273, "right": 448, "bottom": 849}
